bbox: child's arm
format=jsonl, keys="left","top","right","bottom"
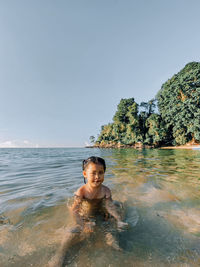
{"left": 70, "top": 194, "right": 84, "bottom": 227}
{"left": 105, "top": 197, "right": 121, "bottom": 221}
{"left": 71, "top": 188, "right": 96, "bottom": 233}
{"left": 104, "top": 188, "right": 128, "bottom": 231}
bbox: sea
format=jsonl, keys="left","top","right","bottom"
{"left": 0, "top": 147, "right": 200, "bottom": 267}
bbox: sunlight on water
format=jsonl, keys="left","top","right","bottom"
{"left": 0, "top": 148, "right": 200, "bottom": 266}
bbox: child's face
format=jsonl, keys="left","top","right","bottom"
{"left": 83, "top": 163, "right": 105, "bottom": 188}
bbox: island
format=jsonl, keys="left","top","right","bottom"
{"left": 90, "top": 62, "right": 200, "bottom": 149}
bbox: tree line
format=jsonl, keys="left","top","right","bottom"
{"left": 92, "top": 62, "right": 200, "bottom": 148}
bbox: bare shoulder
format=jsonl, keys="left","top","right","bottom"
{"left": 102, "top": 185, "right": 112, "bottom": 199}
{"left": 74, "top": 185, "right": 86, "bottom": 198}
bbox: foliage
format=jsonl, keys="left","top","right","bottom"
{"left": 89, "top": 136, "right": 95, "bottom": 144}
{"left": 144, "top": 113, "right": 170, "bottom": 146}
{"left": 157, "top": 62, "right": 200, "bottom": 145}
{"left": 113, "top": 98, "right": 136, "bottom": 124}
{"left": 95, "top": 62, "right": 200, "bottom": 147}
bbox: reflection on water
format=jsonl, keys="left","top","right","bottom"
{"left": 0, "top": 148, "right": 200, "bottom": 266}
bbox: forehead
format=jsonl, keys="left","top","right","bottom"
{"left": 85, "top": 162, "right": 104, "bottom": 171}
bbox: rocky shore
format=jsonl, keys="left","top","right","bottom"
{"left": 86, "top": 142, "right": 153, "bottom": 149}
{"left": 86, "top": 142, "right": 200, "bottom": 150}
{"left": 161, "top": 144, "right": 200, "bottom": 150}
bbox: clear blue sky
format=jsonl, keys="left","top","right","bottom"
{"left": 1, "top": 0, "right": 200, "bottom": 147}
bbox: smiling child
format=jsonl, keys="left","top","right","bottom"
{"left": 48, "top": 156, "right": 128, "bottom": 267}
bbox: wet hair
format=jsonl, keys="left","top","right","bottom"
{"left": 82, "top": 156, "right": 106, "bottom": 184}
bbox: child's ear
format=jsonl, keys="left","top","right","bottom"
{"left": 83, "top": 170, "right": 87, "bottom": 178}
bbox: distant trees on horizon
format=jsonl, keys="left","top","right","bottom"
{"left": 94, "top": 62, "right": 200, "bottom": 148}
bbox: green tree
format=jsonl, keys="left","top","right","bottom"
{"left": 97, "top": 98, "right": 140, "bottom": 146}
{"left": 157, "top": 62, "right": 200, "bottom": 145}
{"left": 140, "top": 99, "right": 156, "bottom": 116}
{"left": 113, "top": 98, "right": 136, "bottom": 124}
{"left": 96, "top": 123, "right": 117, "bottom": 145}
{"left": 139, "top": 99, "right": 157, "bottom": 143}
{"left": 144, "top": 113, "right": 169, "bottom": 146}
{"left": 122, "top": 102, "right": 142, "bottom": 144}
{"left": 89, "top": 136, "right": 95, "bottom": 144}
{"left": 96, "top": 62, "right": 200, "bottom": 148}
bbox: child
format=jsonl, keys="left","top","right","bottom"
{"left": 48, "top": 156, "right": 128, "bottom": 267}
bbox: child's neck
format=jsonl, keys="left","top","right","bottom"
{"left": 86, "top": 184, "right": 102, "bottom": 196}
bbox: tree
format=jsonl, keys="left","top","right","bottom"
{"left": 89, "top": 136, "right": 95, "bottom": 144}
{"left": 97, "top": 98, "right": 140, "bottom": 146}
{"left": 113, "top": 98, "right": 136, "bottom": 124}
{"left": 96, "top": 61, "right": 200, "bottom": 147}
{"left": 96, "top": 123, "right": 117, "bottom": 145}
{"left": 138, "top": 99, "right": 157, "bottom": 143}
{"left": 140, "top": 99, "right": 156, "bottom": 116}
{"left": 144, "top": 113, "right": 169, "bottom": 146}
{"left": 157, "top": 62, "right": 200, "bottom": 145}
{"left": 123, "top": 102, "right": 142, "bottom": 144}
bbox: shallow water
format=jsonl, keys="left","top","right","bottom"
{"left": 0, "top": 148, "right": 200, "bottom": 266}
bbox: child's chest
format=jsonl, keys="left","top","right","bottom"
{"left": 83, "top": 186, "right": 105, "bottom": 200}
{"left": 79, "top": 198, "right": 106, "bottom": 217}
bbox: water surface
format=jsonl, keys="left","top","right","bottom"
{"left": 0, "top": 148, "right": 200, "bottom": 266}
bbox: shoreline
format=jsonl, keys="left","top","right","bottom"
{"left": 161, "top": 145, "right": 200, "bottom": 150}
{"left": 86, "top": 144, "right": 200, "bottom": 150}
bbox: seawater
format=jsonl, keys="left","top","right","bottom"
{"left": 0, "top": 148, "right": 200, "bottom": 267}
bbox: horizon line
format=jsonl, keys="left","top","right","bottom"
{"left": 0, "top": 146, "right": 88, "bottom": 149}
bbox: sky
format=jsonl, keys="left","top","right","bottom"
{"left": 0, "top": 0, "right": 200, "bottom": 147}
